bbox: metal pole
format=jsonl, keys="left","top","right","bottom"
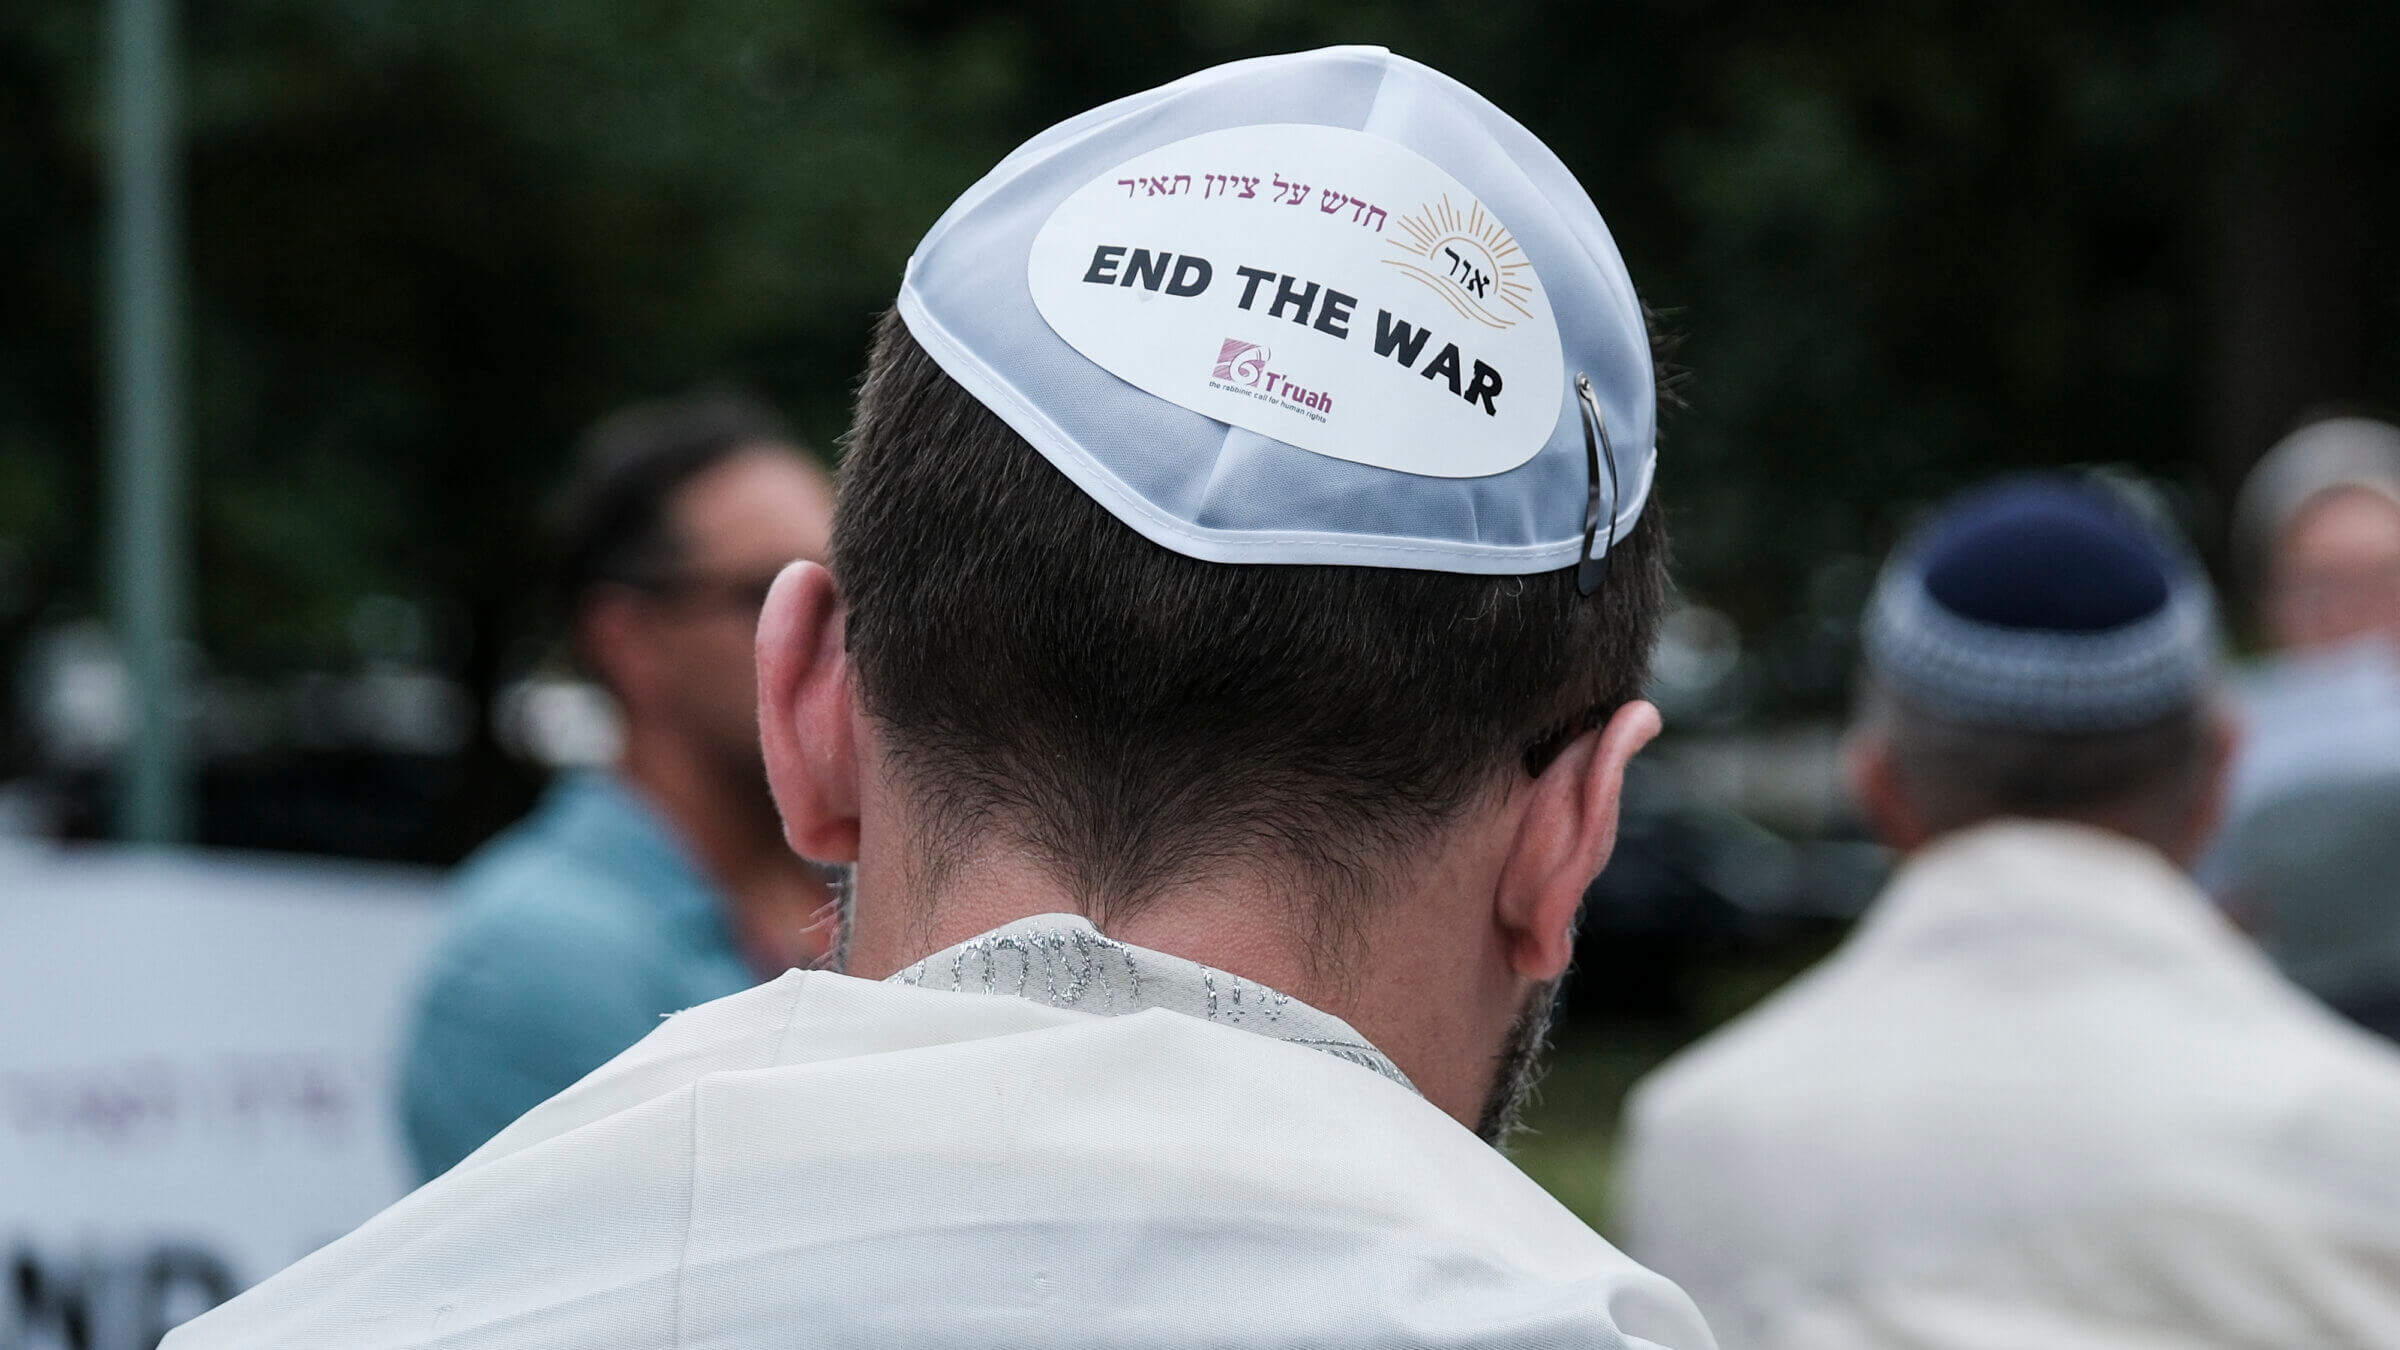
{"left": 106, "top": 0, "right": 189, "bottom": 843}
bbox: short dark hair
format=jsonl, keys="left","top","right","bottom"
{"left": 550, "top": 391, "right": 799, "bottom": 606}
{"left": 833, "top": 311, "right": 1672, "bottom": 929}
{"left": 1862, "top": 681, "right": 2213, "bottom": 841}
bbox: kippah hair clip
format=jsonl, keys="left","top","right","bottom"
{"left": 1518, "top": 374, "right": 1624, "bottom": 778}
{"left": 1576, "top": 372, "right": 1621, "bottom": 599}
{"left": 1516, "top": 379, "right": 1632, "bottom": 778}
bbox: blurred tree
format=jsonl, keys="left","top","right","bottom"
{"left": 2, "top": 0, "right": 2395, "bottom": 854}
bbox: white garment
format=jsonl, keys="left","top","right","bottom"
{"left": 1616, "top": 820, "right": 2400, "bottom": 1350}
{"left": 2222, "top": 635, "right": 2400, "bottom": 827}
{"left": 168, "top": 914, "right": 1714, "bottom": 1349}
{"left": 887, "top": 914, "right": 1418, "bottom": 1090}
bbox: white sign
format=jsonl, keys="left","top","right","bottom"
{"left": 0, "top": 842, "right": 442, "bottom": 1350}
{"left": 1027, "top": 124, "right": 1565, "bottom": 479}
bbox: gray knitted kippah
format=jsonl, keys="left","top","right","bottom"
{"left": 1864, "top": 477, "right": 2217, "bottom": 733}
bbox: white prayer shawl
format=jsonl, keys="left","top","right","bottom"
{"left": 1617, "top": 821, "right": 2400, "bottom": 1350}
{"left": 168, "top": 914, "right": 1715, "bottom": 1349}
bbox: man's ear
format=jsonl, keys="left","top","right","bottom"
{"left": 1845, "top": 732, "right": 1933, "bottom": 853}
{"left": 2173, "top": 706, "right": 2242, "bottom": 866}
{"left": 576, "top": 589, "right": 653, "bottom": 716}
{"left": 756, "top": 560, "right": 861, "bottom": 863}
{"left": 1497, "top": 700, "right": 1663, "bottom": 982}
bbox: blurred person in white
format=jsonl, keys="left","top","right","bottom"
{"left": 2241, "top": 415, "right": 2400, "bottom": 656}
{"left": 1618, "top": 475, "right": 2400, "bottom": 1350}
{"left": 2210, "top": 415, "right": 2400, "bottom": 1040}
{"left": 164, "top": 47, "right": 1717, "bottom": 1350}
{"left": 400, "top": 392, "right": 840, "bottom": 1179}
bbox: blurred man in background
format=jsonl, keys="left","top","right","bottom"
{"left": 1618, "top": 477, "right": 2400, "bottom": 1348}
{"left": 2211, "top": 415, "right": 2400, "bottom": 1039}
{"left": 2238, "top": 415, "right": 2400, "bottom": 655}
{"left": 168, "top": 48, "right": 1716, "bottom": 1349}
{"left": 400, "top": 392, "right": 839, "bottom": 1178}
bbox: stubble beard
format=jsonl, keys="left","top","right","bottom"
{"left": 1475, "top": 977, "right": 1564, "bottom": 1150}
{"left": 823, "top": 861, "right": 857, "bottom": 974}
{"left": 825, "top": 855, "right": 1554, "bottom": 1150}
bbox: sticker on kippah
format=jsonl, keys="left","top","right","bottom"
{"left": 1027, "top": 124, "right": 1565, "bottom": 479}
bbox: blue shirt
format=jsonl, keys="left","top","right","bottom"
{"left": 400, "top": 772, "right": 757, "bottom": 1178}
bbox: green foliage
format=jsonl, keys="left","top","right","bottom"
{"left": 5, "top": 0, "right": 2397, "bottom": 700}
{"left": 1514, "top": 924, "right": 1849, "bottom": 1231}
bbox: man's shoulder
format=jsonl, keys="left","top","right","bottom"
{"left": 420, "top": 869, "right": 665, "bottom": 1009}
{"left": 441, "top": 801, "right": 673, "bottom": 943}
{"left": 411, "top": 821, "right": 707, "bottom": 1035}
{"left": 184, "top": 974, "right": 1719, "bottom": 1350}
{"left": 1615, "top": 876, "right": 2400, "bottom": 1237}
{"left": 1624, "top": 948, "right": 1860, "bottom": 1133}
{"left": 535, "top": 976, "right": 1661, "bottom": 1280}
{"left": 2248, "top": 1012, "right": 2400, "bottom": 1213}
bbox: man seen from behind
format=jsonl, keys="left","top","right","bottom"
{"left": 1618, "top": 476, "right": 2400, "bottom": 1349}
{"left": 171, "top": 47, "right": 1716, "bottom": 1348}
{"left": 401, "top": 393, "right": 840, "bottom": 1178}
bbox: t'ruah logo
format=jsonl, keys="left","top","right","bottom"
{"left": 1213, "top": 338, "right": 1271, "bottom": 386}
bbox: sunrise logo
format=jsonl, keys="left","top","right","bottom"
{"left": 1384, "top": 195, "right": 1534, "bottom": 331}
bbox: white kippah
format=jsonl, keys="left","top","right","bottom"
{"left": 2232, "top": 416, "right": 2400, "bottom": 576}
{"left": 897, "top": 45, "right": 1655, "bottom": 575}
